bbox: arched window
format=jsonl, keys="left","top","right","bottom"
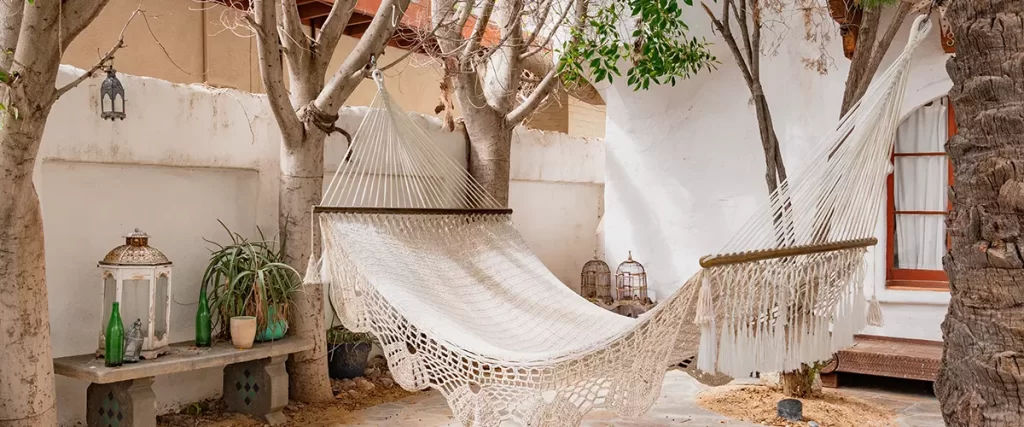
{"left": 885, "top": 96, "right": 955, "bottom": 290}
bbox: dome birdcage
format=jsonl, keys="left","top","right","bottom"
{"left": 580, "top": 257, "right": 612, "bottom": 303}
{"left": 615, "top": 251, "right": 649, "bottom": 303}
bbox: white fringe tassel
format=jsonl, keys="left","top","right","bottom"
{"left": 695, "top": 274, "right": 718, "bottom": 373}
{"left": 867, "top": 294, "right": 884, "bottom": 327}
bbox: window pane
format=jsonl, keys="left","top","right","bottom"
{"left": 154, "top": 275, "right": 168, "bottom": 340}
{"left": 122, "top": 279, "right": 151, "bottom": 337}
{"left": 895, "top": 214, "right": 946, "bottom": 270}
{"left": 896, "top": 103, "right": 947, "bottom": 154}
{"left": 894, "top": 156, "right": 948, "bottom": 211}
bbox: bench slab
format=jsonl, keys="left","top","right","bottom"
{"left": 54, "top": 336, "right": 312, "bottom": 384}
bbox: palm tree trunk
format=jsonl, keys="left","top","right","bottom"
{"left": 936, "top": 1, "right": 1024, "bottom": 425}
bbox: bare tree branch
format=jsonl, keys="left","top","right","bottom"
{"left": 52, "top": 5, "right": 141, "bottom": 102}
{"left": 463, "top": 0, "right": 497, "bottom": 60}
{"left": 856, "top": 0, "right": 913, "bottom": 103}
{"left": 521, "top": 0, "right": 552, "bottom": 51}
{"left": 60, "top": 0, "right": 112, "bottom": 51}
{"left": 315, "top": 0, "right": 412, "bottom": 114}
{"left": 505, "top": 60, "right": 557, "bottom": 125}
{"left": 314, "top": 0, "right": 358, "bottom": 75}
{"left": 279, "top": 0, "right": 312, "bottom": 75}
{"left": 505, "top": 0, "right": 585, "bottom": 125}
{"left": 521, "top": 0, "right": 573, "bottom": 59}
{"left": 251, "top": 0, "right": 303, "bottom": 141}
{"left": 0, "top": 1, "right": 23, "bottom": 71}
{"left": 703, "top": 1, "right": 755, "bottom": 88}
{"left": 840, "top": 4, "right": 880, "bottom": 114}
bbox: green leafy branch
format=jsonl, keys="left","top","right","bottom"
{"left": 558, "top": 0, "right": 717, "bottom": 91}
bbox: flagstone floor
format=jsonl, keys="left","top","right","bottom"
{"left": 316, "top": 371, "right": 941, "bottom": 426}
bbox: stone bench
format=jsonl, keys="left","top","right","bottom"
{"left": 54, "top": 336, "right": 313, "bottom": 427}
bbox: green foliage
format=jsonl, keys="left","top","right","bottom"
{"left": 327, "top": 326, "right": 375, "bottom": 345}
{"left": 202, "top": 221, "right": 301, "bottom": 336}
{"left": 559, "top": 0, "right": 716, "bottom": 91}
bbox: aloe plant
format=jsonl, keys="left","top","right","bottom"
{"left": 202, "top": 221, "right": 301, "bottom": 337}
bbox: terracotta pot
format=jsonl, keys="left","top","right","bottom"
{"left": 230, "top": 316, "right": 257, "bottom": 349}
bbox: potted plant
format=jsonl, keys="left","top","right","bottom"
{"left": 202, "top": 221, "right": 300, "bottom": 349}
{"left": 327, "top": 326, "right": 374, "bottom": 379}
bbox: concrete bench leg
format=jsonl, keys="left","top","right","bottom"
{"left": 223, "top": 355, "right": 289, "bottom": 425}
{"left": 86, "top": 377, "right": 156, "bottom": 427}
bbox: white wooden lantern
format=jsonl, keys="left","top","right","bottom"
{"left": 98, "top": 229, "right": 172, "bottom": 359}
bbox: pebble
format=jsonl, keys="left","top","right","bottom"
{"left": 338, "top": 379, "right": 357, "bottom": 390}
{"left": 809, "top": 422, "right": 820, "bottom": 427}
{"left": 365, "top": 367, "right": 382, "bottom": 380}
{"left": 355, "top": 376, "right": 376, "bottom": 391}
{"left": 380, "top": 377, "right": 395, "bottom": 388}
{"left": 347, "top": 389, "right": 360, "bottom": 398}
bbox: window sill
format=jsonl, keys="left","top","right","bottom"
{"left": 885, "top": 280, "right": 949, "bottom": 291}
{"left": 874, "top": 285, "right": 951, "bottom": 306}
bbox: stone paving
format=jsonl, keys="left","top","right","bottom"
{"left": 319, "top": 371, "right": 942, "bottom": 426}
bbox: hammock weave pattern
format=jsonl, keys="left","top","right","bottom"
{"left": 315, "top": 17, "right": 932, "bottom": 426}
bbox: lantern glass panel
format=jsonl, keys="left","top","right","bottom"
{"left": 122, "top": 279, "right": 151, "bottom": 336}
{"left": 102, "top": 96, "right": 112, "bottom": 114}
{"left": 154, "top": 275, "right": 169, "bottom": 340}
{"left": 102, "top": 275, "right": 117, "bottom": 328}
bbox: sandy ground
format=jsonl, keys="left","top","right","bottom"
{"left": 698, "top": 385, "right": 895, "bottom": 427}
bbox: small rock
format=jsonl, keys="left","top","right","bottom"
{"left": 339, "top": 379, "right": 357, "bottom": 390}
{"left": 365, "top": 367, "right": 382, "bottom": 380}
{"left": 379, "top": 377, "right": 395, "bottom": 388}
{"left": 347, "top": 389, "right": 360, "bottom": 398}
{"left": 368, "top": 355, "right": 388, "bottom": 370}
{"left": 809, "top": 422, "right": 820, "bottom": 427}
{"left": 355, "top": 377, "right": 376, "bottom": 391}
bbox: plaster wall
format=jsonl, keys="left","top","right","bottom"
{"left": 602, "top": 6, "right": 952, "bottom": 339}
{"left": 42, "top": 66, "right": 603, "bottom": 425}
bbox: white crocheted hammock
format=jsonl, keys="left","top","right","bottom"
{"left": 312, "top": 17, "right": 932, "bottom": 427}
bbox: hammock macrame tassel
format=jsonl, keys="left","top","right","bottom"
{"left": 303, "top": 254, "right": 322, "bottom": 285}
{"left": 867, "top": 294, "right": 884, "bottom": 327}
{"left": 695, "top": 275, "right": 718, "bottom": 373}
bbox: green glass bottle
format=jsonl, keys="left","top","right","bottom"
{"left": 104, "top": 302, "right": 124, "bottom": 367}
{"left": 195, "top": 287, "right": 212, "bottom": 347}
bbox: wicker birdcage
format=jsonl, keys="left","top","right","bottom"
{"left": 580, "top": 257, "right": 612, "bottom": 303}
{"left": 615, "top": 251, "right": 649, "bottom": 303}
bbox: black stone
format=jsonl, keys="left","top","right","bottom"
{"left": 107, "top": 409, "right": 114, "bottom": 418}
{"left": 98, "top": 407, "right": 105, "bottom": 415}
{"left": 245, "top": 383, "right": 251, "bottom": 392}
{"left": 235, "top": 381, "right": 242, "bottom": 391}
{"left": 777, "top": 398, "right": 803, "bottom": 421}
{"left": 244, "top": 396, "right": 251, "bottom": 406}
{"left": 253, "top": 383, "right": 260, "bottom": 393}
{"left": 107, "top": 391, "right": 115, "bottom": 401}
{"left": 244, "top": 368, "right": 251, "bottom": 378}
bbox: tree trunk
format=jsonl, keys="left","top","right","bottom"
{"left": 936, "top": 1, "right": 1024, "bottom": 425}
{"left": 463, "top": 107, "right": 513, "bottom": 207}
{"left": 279, "top": 124, "right": 334, "bottom": 403}
{"left": 781, "top": 366, "right": 818, "bottom": 398}
{"left": 0, "top": 107, "right": 58, "bottom": 427}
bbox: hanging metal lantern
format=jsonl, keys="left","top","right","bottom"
{"left": 100, "top": 66, "right": 126, "bottom": 120}
{"left": 580, "top": 257, "right": 612, "bottom": 304}
{"left": 615, "top": 251, "right": 649, "bottom": 303}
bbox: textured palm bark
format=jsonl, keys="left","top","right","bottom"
{"left": 936, "top": 1, "right": 1024, "bottom": 425}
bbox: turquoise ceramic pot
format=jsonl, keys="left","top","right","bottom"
{"left": 256, "top": 306, "right": 288, "bottom": 342}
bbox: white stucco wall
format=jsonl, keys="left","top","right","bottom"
{"left": 42, "top": 66, "right": 602, "bottom": 426}
{"left": 602, "top": 6, "right": 951, "bottom": 340}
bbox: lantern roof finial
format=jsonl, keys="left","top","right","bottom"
{"left": 100, "top": 229, "right": 171, "bottom": 266}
